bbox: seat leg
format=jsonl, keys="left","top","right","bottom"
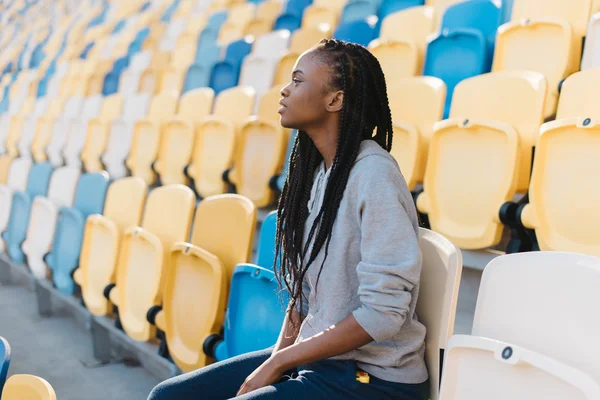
{"left": 35, "top": 279, "right": 53, "bottom": 316}
{"left": 91, "top": 318, "right": 112, "bottom": 364}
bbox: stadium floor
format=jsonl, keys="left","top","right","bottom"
{"left": 0, "top": 268, "right": 481, "bottom": 399}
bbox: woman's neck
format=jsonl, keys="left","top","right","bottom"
{"left": 306, "top": 124, "right": 340, "bottom": 170}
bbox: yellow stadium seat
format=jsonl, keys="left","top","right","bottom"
{"left": 493, "top": 19, "right": 575, "bottom": 118}
{"left": 417, "top": 71, "right": 547, "bottom": 250}
{"left": 188, "top": 86, "right": 256, "bottom": 197}
{"left": 106, "top": 185, "right": 195, "bottom": 342}
{"left": 1, "top": 375, "right": 56, "bottom": 400}
{"left": 555, "top": 69, "right": 600, "bottom": 119}
{"left": 219, "top": 3, "right": 256, "bottom": 43}
{"left": 244, "top": 19, "right": 274, "bottom": 37}
{"left": 5, "top": 97, "right": 35, "bottom": 157}
{"left": 158, "top": 67, "right": 184, "bottom": 96}
{"left": 379, "top": 6, "right": 435, "bottom": 73}
{"left": 302, "top": 5, "right": 339, "bottom": 29}
{"left": 126, "top": 94, "right": 178, "bottom": 184}
{"left": 149, "top": 194, "right": 256, "bottom": 372}
{"left": 139, "top": 67, "right": 161, "bottom": 95}
{"left": 228, "top": 87, "right": 287, "bottom": 207}
{"left": 314, "top": 0, "right": 346, "bottom": 12}
{"left": 74, "top": 177, "right": 148, "bottom": 317}
{"left": 369, "top": 40, "right": 419, "bottom": 85}
{"left": 154, "top": 120, "right": 195, "bottom": 185}
{"left": 81, "top": 94, "right": 125, "bottom": 172}
{"left": 31, "top": 98, "right": 65, "bottom": 163}
{"left": 520, "top": 117, "right": 600, "bottom": 256}
{"left": 388, "top": 77, "right": 446, "bottom": 190}
{"left": 290, "top": 25, "right": 332, "bottom": 53}
{"left": 257, "top": 0, "right": 283, "bottom": 25}
{"left": 172, "top": 35, "right": 197, "bottom": 69}
{"left": 86, "top": 72, "right": 105, "bottom": 96}
{"left": 177, "top": 88, "right": 215, "bottom": 124}
{"left": 274, "top": 52, "right": 300, "bottom": 86}
{"left": 511, "top": 0, "right": 591, "bottom": 39}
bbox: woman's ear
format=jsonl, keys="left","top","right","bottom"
{"left": 326, "top": 90, "right": 344, "bottom": 113}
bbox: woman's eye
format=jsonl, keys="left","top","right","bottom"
{"left": 292, "top": 78, "right": 301, "bottom": 84}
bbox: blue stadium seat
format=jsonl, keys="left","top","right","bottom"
{"left": 341, "top": 0, "right": 378, "bottom": 24}
{"left": 378, "top": 0, "right": 424, "bottom": 21}
{"left": 256, "top": 211, "right": 277, "bottom": 269}
{"left": 46, "top": 172, "right": 109, "bottom": 295}
{"left": 501, "top": 0, "right": 513, "bottom": 22}
{"left": 276, "top": 129, "right": 297, "bottom": 191}
{"left": 273, "top": 13, "right": 302, "bottom": 32}
{"left": 102, "top": 72, "right": 119, "bottom": 95}
{"left": 29, "top": 44, "right": 45, "bottom": 69}
{"left": 194, "top": 41, "right": 221, "bottom": 71}
{"left": 112, "top": 56, "right": 130, "bottom": 75}
{"left": 3, "top": 162, "right": 53, "bottom": 264}
{"left": 423, "top": 29, "right": 488, "bottom": 117}
{"left": 36, "top": 75, "right": 49, "bottom": 98}
{"left": 139, "top": 1, "right": 151, "bottom": 12}
{"left": 0, "top": 336, "right": 9, "bottom": 395}
{"left": 209, "top": 38, "right": 253, "bottom": 94}
{"left": 112, "top": 19, "right": 126, "bottom": 34}
{"left": 161, "top": 0, "right": 181, "bottom": 22}
{"left": 87, "top": 5, "right": 108, "bottom": 29}
{"left": 79, "top": 42, "right": 95, "bottom": 59}
{"left": 183, "top": 64, "right": 211, "bottom": 92}
{"left": 334, "top": 18, "right": 378, "bottom": 46}
{"left": 284, "top": 0, "right": 313, "bottom": 15}
{"left": 441, "top": 0, "right": 502, "bottom": 70}
{"left": 206, "top": 10, "right": 228, "bottom": 31}
{"left": 213, "top": 265, "right": 286, "bottom": 361}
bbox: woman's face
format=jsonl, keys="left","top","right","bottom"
{"left": 278, "top": 51, "right": 339, "bottom": 130}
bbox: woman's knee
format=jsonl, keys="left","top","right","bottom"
{"left": 147, "top": 380, "right": 171, "bottom": 400}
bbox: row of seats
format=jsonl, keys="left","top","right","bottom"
{"left": 0, "top": 337, "right": 57, "bottom": 400}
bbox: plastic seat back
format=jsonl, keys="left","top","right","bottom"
{"left": 388, "top": 77, "right": 446, "bottom": 189}
{"left": 511, "top": 0, "right": 591, "bottom": 38}
{"left": 289, "top": 25, "right": 333, "bottom": 53}
{"left": 556, "top": 69, "right": 600, "bottom": 119}
{"left": 194, "top": 40, "right": 221, "bottom": 69}
{"left": 273, "top": 13, "right": 302, "bottom": 32}
{"left": 256, "top": 210, "right": 277, "bottom": 269}
{"left": 239, "top": 56, "right": 276, "bottom": 99}
{"left": 416, "top": 228, "right": 462, "bottom": 400}
{"left": 440, "top": 335, "right": 600, "bottom": 400}
{"left": 424, "top": 30, "right": 488, "bottom": 118}
{"left": 276, "top": 130, "right": 298, "bottom": 191}
{"left": 341, "top": 0, "right": 378, "bottom": 24}
{"left": 0, "top": 157, "right": 33, "bottom": 235}
{"left": 0, "top": 336, "right": 9, "bottom": 394}
{"left": 493, "top": 19, "right": 574, "bottom": 117}
{"left": 183, "top": 64, "right": 211, "bottom": 93}
{"left": 214, "top": 86, "right": 257, "bottom": 128}
{"left": 155, "top": 120, "right": 195, "bottom": 185}
{"left": 473, "top": 252, "right": 600, "bottom": 383}
{"left": 333, "top": 17, "right": 377, "bottom": 46}
{"left": 302, "top": 5, "right": 338, "bottom": 29}
{"left": 442, "top": 0, "right": 502, "bottom": 67}
{"left": 370, "top": 39, "right": 419, "bottom": 85}
{"left": 449, "top": 71, "right": 547, "bottom": 192}
{"left": 252, "top": 30, "right": 291, "bottom": 59}
{"left": 64, "top": 95, "right": 103, "bottom": 168}
{"left": 2, "top": 375, "right": 56, "bottom": 400}
{"left": 78, "top": 177, "right": 147, "bottom": 316}
{"left": 48, "top": 172, "right": 110, "bottom": 295}
{"left": 4, "top": 162, "right": 53, "bottom": 263}
{"left": 520, "top": 117, "right": 600, "bottom": 256}
{"left": 178, "top": 88, "right": 215, "bottom": 124}
{"left": 581, "top": 13, "right": 600, "bottom": 70}
{"left": 163, "top": 194, "right": 256, "bottom": 371}
{"left": 209, "top": 62, "right": 240, "bottom": 95}
{"left": 116, "top": 185, "right": 195, "bottom": 341}
{"left": 378, "top": 0, "right": 424, "bottom": 21}
{"left": 158, "top": 67, "right": 184, "bottom": 96}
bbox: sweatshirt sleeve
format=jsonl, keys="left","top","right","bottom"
{"left": 351, "top": 157, "right": 422, "bottom": 343}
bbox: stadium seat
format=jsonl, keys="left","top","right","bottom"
{"left": 158, "top": 66, "right": 184, "bottom": 96}
{"left": 341, "top": 0, "right": 378, "bottom": 24}
{"left": 378, "top": 0, "right": 425, "bottom": 23}
{"left": 46, "top": 172, "right": 110, "bottom": 295}
{"left": 105, "top": 184, "right": 195, "bottom": 342}
{"left": 1, "top": 374, "right": 56, "bottom": 400}
{"left": 449, "top": 70, "right": 546, "bottom": 193}
{"left": 439, "top": 335, "right": 600, "bottom": 400}
{"left": 284, "top": 0, "right": 313, "bottom": 17}
{"left": 493, "top": 19, "right": 575, "bottom": 117}
{"left": 256, "top": 210, "right": 278, "bottom": 269}
{"left": 441, "top": 0, "right": 502, "bottom": 68}
{"left": 188, "top": 86, "right": 256, "bottom": 198}
{"left": 0, "top": 336, "right": 10, "bottom": 394}
{"left": 3, "top": 162, "right": 53, "bottom": 263}
{"left": 555, "top": 69, "right": 600, "bottom": 119}
{"left": 183, "top": 64, "right": 211, "bottom": 93}
{"left": 417, "top": 71, "right": 547, "bottom": 250}
{"left": 30, "top": 98, "right": 66, "bottom": 164}
{"left": 194, "top": 41, "right": 221, "bottom": 80}
{"left": 101, "top": 92, "right": 152, "bottom": 179}
{"left": 177, "top": 87, "right": 216, "bottom": 125}
{"left": 581, "top": 12, "right": 600, "bottom": 70}
{"left": 209, "top": 37, "right": 254, "bottom": 94}
{"left": 154, "top": 120, "right": 195, "bottom": 185}
{"left": 424, "top": 29, "right": 489, "bottom": 118}
{"left": 471, "top": 252, "right": 600, "bottom": 384}
{"left": 81, "top": 95, "right": 125, "bottom": 173}
{"left": 416, "top": 228, "right": 462, "bottom": 400}
{"left": 18, "top": 98, "right": 49, "bottom": 159}
{"left": 138, "top": 67, "right": 162, "bottom": 95}
{"left": 273, "top": 129, "right": 297, "bottom": 191}
{"left": 333, "top": 17, "right": 378, "bottom": 46}
{"left": 519, "top": 119, "right": 600, "bottom": 256}
{"left": 273, "top": 13, "right": 303, "bottom": 32}
{"left": 148, "top": 194, "right": 256, "bottom": 372}
{"left": 227, "top": 87, "right": 287, "bottom": 207}
{"left": 0, "top": 157, "right": 32, "bottom": 252}
{"left": 387, "top": 77, "right": 446, "bottom": 190}
{"left": 302, "top": 5, "right": 339, "bottom": 29}
{"left": 46, "top": 95, "right": 85, "bottom": 167}
{"left": 172, "top": 34, "right": 197, "bottom": 69}
{"left": 510, "top": 0, "right": 591, "bottom": 40}
{"left": 369, "top": 39, "right": 419, "bottom": 84}
{"left": 74, "top": 177, "right": 147, "bottom": 317}
{"left": 22, "top": 166, "right": 80, "bottom": 280}
{"left": 63, "top": 95, "right": 104, "bottom": 168}
{"left": 4, "top": 96, "right": 35, "bottom": 157}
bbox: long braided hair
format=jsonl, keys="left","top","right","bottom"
{"left": 274, "top": 39, "right": 394, "bottom": 328}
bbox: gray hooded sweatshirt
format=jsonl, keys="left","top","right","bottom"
{"left": 295, "top": 139, "right": 428, "bottom": 384}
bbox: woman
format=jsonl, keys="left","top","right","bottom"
{"left": 148, "top": 39, "right": 429, "bottom": 400}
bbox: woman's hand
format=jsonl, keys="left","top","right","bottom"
{"left": 236, "top": 356, "right": 285, "bottom": 397}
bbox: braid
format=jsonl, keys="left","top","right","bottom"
{"left": 275, "top": 39, "right": 394, "bottom": 329}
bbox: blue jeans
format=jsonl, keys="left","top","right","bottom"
{"left": 148, "top": 348, "right": 430, "bottom": 400}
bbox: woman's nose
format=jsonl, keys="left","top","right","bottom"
{"left": 280, "top": 84, "right": 290, "bottom": 97}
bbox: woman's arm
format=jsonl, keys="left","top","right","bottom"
{"left": 272, "top": 309, "right": 303, "bottom": 353}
